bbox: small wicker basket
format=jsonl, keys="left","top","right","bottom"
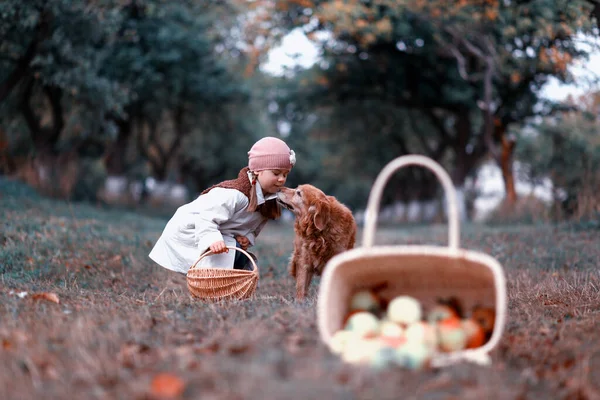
{"left": 317, "top": 155, "right": 507, "bottom": 367}
{"left": 187, "top": 246, "right": 259, "bottom": 301}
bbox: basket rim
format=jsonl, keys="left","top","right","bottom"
{"left": 187, "top": 267, "right": 258, "bottom": 277}
{"left": 316, "top": 245, "right": 507, "bottom": 363}
{"left": 188, "top": 245, "right": 258, "bottom": 274}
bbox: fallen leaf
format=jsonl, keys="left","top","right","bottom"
{"left": 227, "top": 344, "right": 251, "bottom": 355}
{"left": 196, "top": 342, "right": 220, "bottom": 354}
{"left": 32, "top": 293, "right": 60, "bottom": 304}
{"left": 2, "top": 339, "right": 12, "bottom": 350}
{"left": 336, "top": 371, "right": 350, "bottom": 384}
{"left": 151, "top": 373, "right": 185, "bottom": 398}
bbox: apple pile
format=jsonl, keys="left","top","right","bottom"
{"left": 329, "top": 290, "right": 496, "bottom": 370}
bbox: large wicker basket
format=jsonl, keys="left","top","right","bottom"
{"left": 187, "top": 246, "right": 259, "bottom": 301}
{"left": 317, "top": 155, "right": 507, "bottom": 367}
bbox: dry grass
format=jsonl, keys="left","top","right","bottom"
{"left": 2, "top": 178, "right": 600, "bottom": 399}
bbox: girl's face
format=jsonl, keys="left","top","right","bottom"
{"left": 256, "top": 169, "right": 289, "bottom": 194}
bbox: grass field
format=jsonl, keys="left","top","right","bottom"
{"left": 2, "top": 176, "right": 600, "bottom": 400}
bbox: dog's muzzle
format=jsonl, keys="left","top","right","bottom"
{"left": 276, "top": 196, "right": 294, "bottom": 212}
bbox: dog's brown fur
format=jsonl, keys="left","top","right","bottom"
{"left": 277, "top": 184, "right": 357, "bottom": 299}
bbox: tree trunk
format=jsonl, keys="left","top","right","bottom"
{"left": 20, "top": 80, "right": 64, "bottom": 152}
{"left": 104, "top": 118, "right": 132, "bottom": 175}
{"left": 495, "top": 120, "right": 517, "bottom": 205}
{"left": 500, "top": 137, "right": 517, "bottom": 205}
{"left": 141, "top": 121, "right": 168, "bottom": 181}
{"left": 449, "top": 111, "right": 471, "bottom": 221}
{"left": 450, "top": 109, "right": 492, "bottom": 221}
{"left": 451, "top": 110, "right": 471, "bottom": 184}
{"left": 19, "top": 79, "right": 68, "bottom": 196}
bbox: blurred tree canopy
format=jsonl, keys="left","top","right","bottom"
{"left": 516, "top": 91, "right": 600, "bottom": 219}
{"left": 263, "top": 0, "right": 597, "bottom": 211}
{"left": 0, "top": 0, "right": 125, "bottom": 153}
{"left": 0, "top": 0, "right": 255, "bottom": 200}
{"left": 0, "top": 0, "right": 598, "bottom": 218}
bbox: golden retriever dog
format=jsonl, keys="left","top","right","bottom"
{"left": 277, "top": 184, "right": 357, "bottom": 300}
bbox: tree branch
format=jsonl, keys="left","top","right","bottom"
{"left": 447, "top": 45, "right": 471, "bottom": 81}
{"left": 443, "top": 30, "right": 501, "bottom": 162}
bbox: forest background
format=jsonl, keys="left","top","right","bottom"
{"left": 1, "top": 0, "right": 600, "bottom": 222}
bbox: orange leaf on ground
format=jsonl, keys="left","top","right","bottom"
{"left": 227, "top": 344, "right": 251, "bottom": 355}
{"left": 151, "top": 373, "right": 185, "bottom": 398}
{"left": 196, "top": 342, "right": 220, "bottom": 354}
{"left": 32, "top": 293, "right": 60, "bottom": 304}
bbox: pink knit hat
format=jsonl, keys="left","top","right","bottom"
{"left": 248, "top": 137, "right": 296, "bottom": 172}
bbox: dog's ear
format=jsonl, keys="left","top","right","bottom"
{"left": 310, "top": 202, "right": 330, "bottom": 231}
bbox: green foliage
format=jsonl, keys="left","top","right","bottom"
{"left": 0, "top": 0, "right": 257, "bottom": 195}
{"left": 1, "top": 0, "right": 598, "bottom": 214}
{"left": 103, "top": 1, "right": 244, "bottom": 119}
{"left": 287, "top": 0, "right": 595, "bottom": 110}
{"left": 0, "top": 0, "right": 127, "bottom": 119}
{"left": 266, "top": 0, "right": 598, "bottom": 211}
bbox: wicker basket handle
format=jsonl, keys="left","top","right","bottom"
{"left": 189, "top": 246, "right": 258, "bottom": 272}
{"left": 363, "top": 155, "right": 460, "bottom": 250}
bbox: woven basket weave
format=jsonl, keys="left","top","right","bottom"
{"left": 187, "top": 246, "right": 259, "bottom": 301}
{"left": 317, "top": 155, "right": 507, "bottom": 367}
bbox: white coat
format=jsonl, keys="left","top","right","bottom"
{"left": 149, "top": 174, "right": 275, "bottom": 274}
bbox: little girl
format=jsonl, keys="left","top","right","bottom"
{"left": 149, "top": 137, "right": 296, "bottom": 273}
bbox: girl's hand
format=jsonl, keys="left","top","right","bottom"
{"left": 209, "top": 240, "right": 228, "bottom": 254}
{"left": 235, "top": 235, "right": 250, "bottom": 250}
